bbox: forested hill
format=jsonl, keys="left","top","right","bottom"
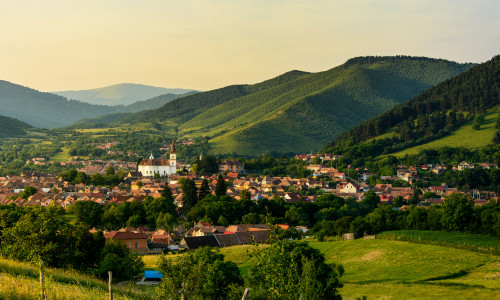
{"left": 70, "top": 56, "right": 474, "bottom": 155}
{"left": 325, "top": 55, "right": 500, "bottom": 155}
{"left": 0, "top": 80, "right": 119, "bottom": 128}
{"left": 0, "top": 115, "right": 33, "bottom": 138}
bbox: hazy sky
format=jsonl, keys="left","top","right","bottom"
{"left": 1, "top": 0, "right": 499, "bottom": 91}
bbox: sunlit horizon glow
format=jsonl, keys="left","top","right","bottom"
{"left": 1, "top": 0, "right": 499, "bottom": 92}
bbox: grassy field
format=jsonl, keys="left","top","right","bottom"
{"left": 0, "top": 257, "right": 154, "bottom": 299}
{"left": 49, "top": 146, "right": 73, "bottom": 162}
{"left": 141, "top": 234, "right": 499, "bottom": 299}
{"left": 378, "top": 230, "right": 500, "bottom": 254}
{"left": 392, "top": 107, "right": 498, "bottom": 157}
{"left": 310, "top": 238, "right": 499, "bottom": 299}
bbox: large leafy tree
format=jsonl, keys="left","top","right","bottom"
{"left": 441, "top": 193, "right": 474, "bottom": 232}
{"left": 144, "top": 195, "right": 177, "bottom": 229}
{"left": 71, "top": 200, "right": 104, "bottom": 227}
{"left": 18, "top": 186, "right": 37, "bottom": 200}
{"left": 0, "top": 206, "right": 74, "bottom": 267}
{"left": 98, "top": 238, "right": 144, "bottom": 280}
{"left": 157, "top": 247, "right": 242, "bottom": 299}
{"left": 248, "top": 240, "right": 344, "bottom": 300}
{"left": 0, "top": 205, "right": 104, "bottom": 271}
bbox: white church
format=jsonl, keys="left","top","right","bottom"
{"left": 138, "top": 141, "right": 177, "bottom": 177}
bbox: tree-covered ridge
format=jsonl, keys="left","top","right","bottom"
{"left": 73, "top": 56, "right": 474, "bottom": 155}
{"left": 0, "top": 115, "right": 33, "bottom": 138}
{"left": 328, "top": 55, "right": 500, "bottom": 153}
{"left": 0, "top": 80, "right": 196, "bottom": 129}
{"left": 0, "top": 80, "right": 122, "bottom": 128}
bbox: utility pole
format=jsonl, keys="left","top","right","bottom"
{"left": 241, "top": 288, "right": 251, "bottom": 300}
{"left": 108, "top": 271, "right": 113, "bottom": 300}
{"left": 40, "top": 260, "right": 46, "bottom": 300}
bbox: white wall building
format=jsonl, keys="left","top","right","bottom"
{"left": 138, "top": 141, "right": 177, "bottom": 177}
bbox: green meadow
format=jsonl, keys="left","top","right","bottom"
{"left": 392, "top": 107, "right": 498, "bottom": 157}
{"left": 142, "top": 232, "right": 499, "bottom": 299}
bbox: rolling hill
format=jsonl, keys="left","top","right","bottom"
{"left": 0, "top": 80, "right": 194, "bottom": 128}
{"left": 53, "top": 83, "right": 197, "bottom": 106}
{"left": 0, "top": 80, "right": 119, "bottom": 128}
{"left": 0, "top": 115, "right": 33, "bottom": 138}
{"left": 75, "top": 56, "right": 474, "bottom": 155}
{"left": 326, "top": 55, "right": 500, "bottom": 157}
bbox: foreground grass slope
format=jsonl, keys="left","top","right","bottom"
{"left": 0, "top": 257, "right": 153, "bottom": 299}
{"left": 143, "top": 232, "right": 499, "bottom": 299}
{"left": 3, "top": 231, "right": 497, "bottom": 299}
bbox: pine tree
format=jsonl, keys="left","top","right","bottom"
{"left": 181, "top": 179, "right": 198, "bottom": 211}
{"left": 215, "top": 175, "right": 227, "bottom": 196}
{"left": 198, "top": 179, "right": 210, "bottom": 201}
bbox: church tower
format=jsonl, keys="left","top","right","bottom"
{"left": 169, "top": 140, "right": 176, "bottom": 168}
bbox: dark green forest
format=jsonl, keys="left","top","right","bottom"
{"left": 0, "top": 115, "right": 33, "bottom": 138}
{"left": 328, "top": 55, "right": 500, "bottom": 154}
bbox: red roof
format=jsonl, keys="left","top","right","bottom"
{"left": 106, "top": 231, "right": 147, "bottom": 240}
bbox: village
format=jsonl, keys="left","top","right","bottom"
{"left": 0, "top": 144, "right": 498, "bottom": 256}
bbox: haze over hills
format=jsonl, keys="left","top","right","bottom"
{"left": 0, "top": 80, "right": 193, "bottom": 128}
{"left": 325, "top": 55, "right": 500, "bottom": 156}
{"left": 53, "top": 83, "right": 198, "bottom": 106}
{"left": 73, "top": 56, "right": 474, "bottom": 155}
{"left": 0, "top": 115, "right": 33, "bottom": 138}
{"left": 0, "top": 80, "right": 118, "bottom": 128}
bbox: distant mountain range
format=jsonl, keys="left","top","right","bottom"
{"left": 0, "top": 115, "right": 33, "bottom": 138}
{"left": 0, "top": 81, "right": 194, "bottom": 128}
{"left": 74, "top": 56, "right": 474, "bottom": 155}
{"left": 53, "top": 83, "right": 198, "bottom": 106}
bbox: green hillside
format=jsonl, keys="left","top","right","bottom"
{"left": 73, "top": 56, "right": 473, "bottom": 155}
{"left": 116, "top": 91, "right": 197, "bottom": 113}
{"left": 391, "top": 106, "right": 499, "bottom": 157}
{"left": 0, "top": 80, "right": 120, "bottom": 128}
{"left": 0, "top": 115, "right": 33, "bottom": 138}
{"left": 327, "top": 55, "right": 499, "bottom": 156}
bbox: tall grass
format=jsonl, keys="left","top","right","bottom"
{"left": 0, "top": 257, "right": 154, "bottom": 299}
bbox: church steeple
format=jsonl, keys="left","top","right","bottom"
{"left": 149, "top": 153, "right": 154, "bottom": 160}
{"left": 169, "top": 140, "right": 177, "bottom": 168}
{"left": 171, "top": 140, "right": 176, "bottom": 154}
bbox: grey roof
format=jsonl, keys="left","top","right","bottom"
{"left": 180, "top": 236, "right": 219, "bottom": 249}
{"left": 214, "top": 234, "right": 240, "bottom": 247}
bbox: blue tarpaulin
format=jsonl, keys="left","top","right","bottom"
{"left": 144, "top": 271, "right": 163, "bottom": 279}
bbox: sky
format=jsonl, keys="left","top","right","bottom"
{"left": 1, "top": 0, "right": 499, "bottom": 92}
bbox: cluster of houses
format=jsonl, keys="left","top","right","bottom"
{"left": 1, "top": 158, "right": 497, "bottom": 207}
{"left": 99, "top": 221, "right": 298, "bottom": 254}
